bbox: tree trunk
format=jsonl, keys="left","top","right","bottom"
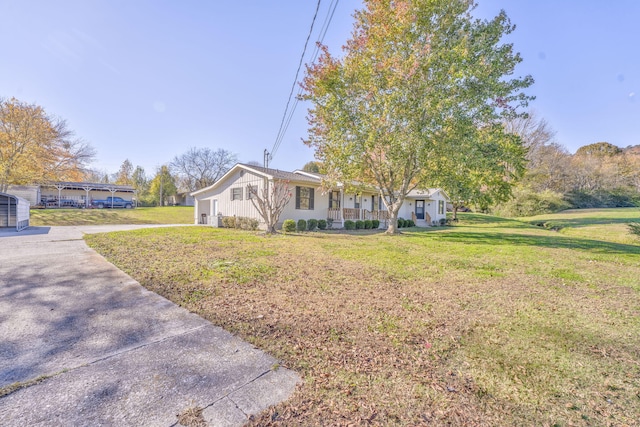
{"left": 385, "top": 204, "right": 402, "bottom": 234}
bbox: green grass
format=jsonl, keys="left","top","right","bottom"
{"left": 85, "top": 210, "right": 640, "bottom": 425}
{"left": 30, "top": 206, "right": 194, "bottom": 226}
{"left": 520, "top": 207, "right": 640, "bottom": 245}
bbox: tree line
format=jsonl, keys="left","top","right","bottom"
{"left": 0, "top": 97, "right": 237, "bottom": 206}
{"left": 492, "top": 112, "right": 640, "bottom": 217}
{"left": 99, "top": 147, "right": 237, "bottom": 206}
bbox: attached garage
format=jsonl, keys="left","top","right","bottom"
{"left": 0, "top": 192, "right": 30, "bottom": 231}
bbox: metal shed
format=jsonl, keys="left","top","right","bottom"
{"left": 0, "top": 192, "right": 30, "bottom": 231}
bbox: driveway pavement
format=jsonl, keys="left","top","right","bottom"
{"left": 0, "top": 225, "right": 299, "bottom": 426}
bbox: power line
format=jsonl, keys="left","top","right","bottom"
{"left": 271, "top": 0, "right": 322, "bottom": 159}
{"left": 271, "top": 0, "right": 341, "bottom": 159}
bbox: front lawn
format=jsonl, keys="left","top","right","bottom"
{"left": 85, "top": 212, "right": 640, "bottom": 425}
{"left": 30, "top": 206, "right": 194, "bottom": 226}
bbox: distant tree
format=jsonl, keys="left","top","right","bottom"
{"left": 247, "top": 179, "right": 292, "bottom": 234}
{"left": 113, "top": 159, "right": 134, "bottom": 185}
{"left": 0, "top": 97, "right": 95, "bottom": 191}
{"left": 302, "top": 161, "right": 322, "bottom": 173}
{"left": 131, "top": 166, "right": 149, "bottom": 205}
{"left": 170, "top": 147, "right": 236, "bottom": 191}
{"left": 149, "top": 165, "right": 177, "bottom": 206}
{"left": 84, "top": 168, "right": 111, "bottom": 184}
{"left": 302, "top": 0, "right": 532, "bottom": 233}
{"left": 246, "top": 160, "right": 263, "bottom": 167}
{"left": 438, "top": 124, "right": 526, "bottom": 219}
{"left": 575, "top": 142, "right": 622, "bottom": 157}
{"left": 503, "top": 111, "right": 556, "bottom": 167}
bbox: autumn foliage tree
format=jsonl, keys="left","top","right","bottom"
{"left": 302, "top": 0, "right": 532, "bottom": 233}
{"left": 0, "top": 97, "right": 94, "bottom": 192}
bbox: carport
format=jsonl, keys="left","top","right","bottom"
{"left": 0, "top": 192, "right": 30, "bottom": 231}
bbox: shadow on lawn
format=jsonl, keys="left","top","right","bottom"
{"left": 434, "top": 230, "right": 640, "bottom": 255}
{"left": 525, "top": 216, "right": 640, "bottom": 229}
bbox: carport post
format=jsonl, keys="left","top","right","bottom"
{"left": 55, "top": 183, "right": 66, "bottom": 208}
{"left": 82, "top": 185, "right": 92, "bottom": 208}
{"left": 107, "top": 187, "right": 117, "bottom": 208}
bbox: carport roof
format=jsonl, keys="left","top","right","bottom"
{"left": 44, "top": 182, "right": 135, "bottom": 192}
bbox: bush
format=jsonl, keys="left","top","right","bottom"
{"left": 406, "top": 219, "right": 415, "bottom": 227}
{"left": 439, "top": 218, "right": 446, "bottom": 226}
{"left": 221, "top": 216, "right": 259, "bottom": 230}
{"left": 372, "top": 219, "right": 380, "bottom": 229}
{"left": 355, "top": 220, "right": 364, "bottom": 229}
{"left": 344, "top": 220, "right": 356, "bottom": 230}
{"left": 238, "top": 217, "right": 259, "bottom": 230}
{"left": 363, "top": 219, "right": 372, "bottom": 229}
{"left": 282, "top": 219, "right": 296, "bottom": 232}
{"left": 629, "top": 222, "right": 640, "bottom": 238}
{"left": 308, "top": 218, "right": 318, "bottom": 231}
{"left": 492, "top": 187, "right": 571, "bottom": 217}
{"left": 397, "top": 218, "right": 405, "bottom": 228}
{"left": 221, "top": 216, "right": 235, "bottom": 228}
{"left": 297, "top": 219, "right": 307, "bottom": 232}
{"left": 317, "top": 219, "right": 327, "bottom": 230}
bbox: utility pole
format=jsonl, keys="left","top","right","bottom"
{"left": 264, "top": 149, "right": 272, "bottom": 169}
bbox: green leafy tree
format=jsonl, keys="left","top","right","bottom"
{"left": 302, "top": 161, "right": 322, "bottom": 173}
{"left": 302, "top": 0, "right": 533, "bottom": 233}
{"left": 149, "top": 165, "right": 177, "bottom": 206}
{"left": 113, "top": 159, "right": 134, "bottom": 185}
{"left": 131, "top": 165, "right": 149, "bottom": 206}
{"left": 437, "top": 124, "right": 525, "bottom": 219}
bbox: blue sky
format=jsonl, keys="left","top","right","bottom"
{"left": 1, "top": 1, "right": 638, "bottom": 176}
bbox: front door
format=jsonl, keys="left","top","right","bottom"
{"left": 415, "top": 200, "right": 425, "bottom": 220}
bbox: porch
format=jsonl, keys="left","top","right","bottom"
{"left": 327, "top": 208, "right": 390, "bottom": 228}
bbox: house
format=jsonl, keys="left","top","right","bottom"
{"left": 191, "top": 163, "right": 449, "bottom": 229}
{"left": 6, "top": 182, "right": 135, "bottom": 208}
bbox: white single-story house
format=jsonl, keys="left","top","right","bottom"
{"left": 192, "top": 163, "right": 449, "bottom": 230}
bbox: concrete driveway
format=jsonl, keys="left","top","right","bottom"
{"left": 0, "top": 225, "right": 299, "bottom": 426}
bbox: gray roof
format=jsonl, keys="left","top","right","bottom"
{"left": 43, "top": 181, "right": 135, "bottom": 192}
{"left": 238, "top": 164, "right": 322, "bottom": 184}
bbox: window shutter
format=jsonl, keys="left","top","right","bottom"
{"left": 295, "top": 186, "right": 300, "bottom": 209}
{"left": 309, "top": 188, "right": 314, "bottom": 210}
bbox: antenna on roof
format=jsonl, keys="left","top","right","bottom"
{"left": 263, "top": 149, "right": 272, "bottom": 168}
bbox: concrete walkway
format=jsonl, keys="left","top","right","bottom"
{"left": 0, "top": 225, "right": 299, "bottom": 426}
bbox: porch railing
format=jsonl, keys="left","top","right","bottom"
{"left": 342, "top": 208, "right": 361, "bottom": 220}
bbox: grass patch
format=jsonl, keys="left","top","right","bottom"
{"left": 86, "top": 211, "right": 640, "bottom": 425}
{"left": 30, "top": 206, "right": 193, "bottom": 226}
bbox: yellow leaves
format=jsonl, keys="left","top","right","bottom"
{"left": 0, "top": 97, "right": 94, "bottom": 190}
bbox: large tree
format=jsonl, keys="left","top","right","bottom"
{"left": 113, "top": 159, "right": 134, "bottom": 185}
{"left": 149, "top": 165, "right": 177, "bottom": 206}
{"left": 302, "top": 0, "right": 532, "bottom": 233}
{"left": 170, "top": 147, "right": 236, "bottom": 192}
{"left": 0, "top": 97, "right": 94, "bottom": 192}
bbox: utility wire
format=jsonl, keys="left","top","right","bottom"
{"left": 271, "top": 0, "right": 322, "bottom": 159}
{"left": 271, "top": 0, "right": 340, "bottom": 159}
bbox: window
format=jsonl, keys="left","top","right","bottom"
{"left": 354, "top": 194, "right": 361, "bottom": 209}
{"left": 247, "top": 185, "right": 257, "bottom": 199}
{"left": 329, "top": 191, "right": 340, "bottom": 208}
{"left": 295, "top": 186, "right": 314, "bottom": 210}
{"left": 438, "top": 200, "right": 445, "bottom": 215}
{"left": 231, "top": 187, "right": 243, "bottom": 201}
